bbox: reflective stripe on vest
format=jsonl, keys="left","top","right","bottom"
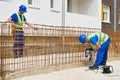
{"left": 96, "top": 32, "right": 108, "bottom": 44}
{"left": 15, "top": 13, "right": 24, "bottom": 31}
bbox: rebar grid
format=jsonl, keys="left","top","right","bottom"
{"left": 0, "top": 22, "right": 119, "bottom": 78}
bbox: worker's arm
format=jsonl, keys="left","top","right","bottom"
{"left": 7, "top": 18, "right": 15, "bottom": 27}
{"left": 94, "top": 43, "right": 101, "bottom": 53}
{"left": 8, "top": 18, "right": 12, "bottom": 22}
{"left": 25, "top": 21, "right": 37, "bottom": 30}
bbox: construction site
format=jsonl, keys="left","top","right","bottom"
{"left": 0, "top": 0, "right": 120, "bottom": 80}
{"left": 0, "top": 22, "right": 120, "bottom": 80}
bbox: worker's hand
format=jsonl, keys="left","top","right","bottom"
{"left": 11, "top": 22, "right": 15, "bottom": 27}
{"left": 85, "top": 48, "right": 94, "bottom": 55}
{"left": 33, "top": 26, "right": 38, "bottom": 30}
{"left": 25, "top": 21, "right": 39, "bottom": 30}
{"left": 8, "top": 20, "right": 15, "bottom": 27}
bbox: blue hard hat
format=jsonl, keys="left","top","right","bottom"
{"left": 19, "top": 5, "right": 27, "bottom": 12}
{"left": 79, "top": 34, "right": 87, "bottom": 44}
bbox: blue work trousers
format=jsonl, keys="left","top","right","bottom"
{"left": 94, "top": 37, "right": 111, "bottom": 67}
{"left": 13, "top": 31, "right": 24, "bottom": 57}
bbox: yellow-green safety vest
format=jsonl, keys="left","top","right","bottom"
{"left": 87, "top": 32, "right": 109, "bottom": 49}
{"left": 15, "top": 13, "right": 24, "bottom": 31}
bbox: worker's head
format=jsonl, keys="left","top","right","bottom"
{"left": 79, "top": 34, "right": 87, "bottom": 44}
{"left": 19, "top": 5, "right": 27, "bottom": 13}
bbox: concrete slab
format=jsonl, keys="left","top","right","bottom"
{"left": 13, "top": 60, "right": 120, "bottom": 80}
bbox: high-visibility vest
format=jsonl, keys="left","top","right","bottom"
{"left": 87, "top": 32, "right": 109, "bottom": 49}
{"left": 14, "top": 13, "right": 24, "bottom": 31}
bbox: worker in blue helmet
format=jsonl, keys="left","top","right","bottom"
{"left": 8, "top": 5, "right": 37, "bottom": 58}
{"left": 19, "top": 5, "right": 27, "bottom": 12}
{"left": 79, "top": 32, "right": 111, "bottom": 70}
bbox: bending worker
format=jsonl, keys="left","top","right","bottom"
{"left": 79, "top": 32, "right": 111, "bottom": 70}
{"left": 8, "top": 5, "right": 37, "bottom": 58}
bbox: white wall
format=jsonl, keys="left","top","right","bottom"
{"left": 71, "top": 0, "right": 99, "bottom": 17}
{"left": 87, "top": 0, "right": 99, "bottom": 17}
{"left": 0, "top": 0, "right": 27, "bottom": 22}
{"left": 26, "top": 0, "right": 62, "bottom": 25}
{"left": 66, "top": 0, "right": 101, "bottom": 28}
{"left": 0, "top": 0, "right": 101, "bottom": 28}
{"left": 66, "top": 13, "right": 100, "bottom": 28}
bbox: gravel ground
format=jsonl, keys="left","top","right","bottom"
{"left": 13, "top": 60, "right": 120, "bottom": 80}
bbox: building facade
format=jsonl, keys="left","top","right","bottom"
{"left": 0, "top": 0, "right": 101, "bottom": 28}
{"left": 102, "top": 0, "right": 120, "bottom": 31}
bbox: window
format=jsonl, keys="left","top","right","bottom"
{"left": 28, "top": 0, "right": 32, "bottom": 5}
{"left": 102, "top": 5, "right": 110, "bottom": 23}
{"left": 50, "top": 0, "right": 60, "bottom": 11}
{"left": 67, "top": 0, "right": 72, "bottom": 12}
{"left": 50, "top": 0, "right": 54, "bottom": 8}
{"left": 103, "top": 12, "right": 108, "bottom": 21}
{"left": 28, "top": 0, "right": 40, "bottom": 8}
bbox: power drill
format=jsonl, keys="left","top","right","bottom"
{"left": 85, "top": 48, "right": 94, "bottom": 61}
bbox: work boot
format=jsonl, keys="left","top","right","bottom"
{"left": 100, "top": 63, "right": 106, "bottom": 66}
{"left": 89, "top": 65, "right": 99, "bottom": 70}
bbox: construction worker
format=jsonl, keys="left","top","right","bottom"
{"left": 79, "top": 32, "right": 110, "bottom": 70}
{"left": 8, "top": 5, "right": 37, "bottom": 58}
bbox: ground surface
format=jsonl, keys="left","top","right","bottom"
{"left": 13, "top": 60, "right": 120, "bottom": 80}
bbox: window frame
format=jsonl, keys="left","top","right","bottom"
{"left": 28, "top": 0, "right": 40, "bottom": 9}
{"left": 50, "top": 0, "right": 60, "bottom": 12}
{"left": 102, "top": 5, "right": 110, "bottom": 23}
